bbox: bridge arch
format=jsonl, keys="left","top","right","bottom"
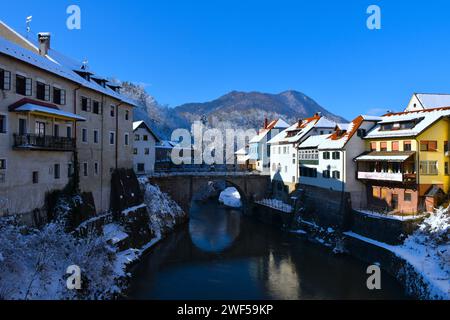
{"left": 147, "top": 173, "right": 270, "bottom": 215}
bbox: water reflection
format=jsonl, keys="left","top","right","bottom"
{"left": 127, "top": 199, "right": 408, "bottom": 300}
{"left": 189, "top": 201, "right": 241, "bottom": 253}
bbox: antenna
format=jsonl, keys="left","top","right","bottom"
{"left": 81, "top": 59, "right": 89, "bottom": 70}
{"left": 26, "top": 16, "right": 32, "bottom": 38}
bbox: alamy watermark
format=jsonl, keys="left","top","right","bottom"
{"left": 366, "top": 264, "right": 382, "bottom": 290}
{"left": 66, "top": 5, "right": 81, "bottom": 30}
{"left": 66, "top": 265, "right": 82, "bottom": 290}
{"left": 367, "top": 5, "right": 381, "bottom": 30}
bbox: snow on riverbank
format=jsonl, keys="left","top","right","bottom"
{"left": 218, "top": 187, "right": 242, "bottom": 208}
{"left": 345, "top": 207, "right": 449, "bottom": 300}
{"left": 256, "top": 199, "right": 293, "bottom": 213}
{"left": 0, "top": 182, "right": 186, "bottom": 300}
{"left": 355, "top": 209, "right": 426, "bottom": 221}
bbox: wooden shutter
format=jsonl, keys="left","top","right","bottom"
{"left": 45, "top": 84, "right": 50, "bottom": 101}
{"left": 61, "top": 89, "right": 66, "bottom": 105}
{"left": 3, "top": 70, "right": 11, "bottom": 90}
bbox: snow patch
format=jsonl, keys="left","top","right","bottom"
{"left": 218, "top": 187, "right": 242, "bottom": 208}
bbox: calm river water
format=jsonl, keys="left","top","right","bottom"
{"left": 127, "top": 200, "right": 408, "bottom": 300}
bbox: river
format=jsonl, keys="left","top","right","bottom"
{"left": 127, "top": 199, "right": 408, "bottom": 300}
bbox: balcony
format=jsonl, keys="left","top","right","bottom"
{"left": 357, "top": 171, "right": 416, "bottom": 183}
{"left": 13, "top": 134, "right": 76, "bottom": 152}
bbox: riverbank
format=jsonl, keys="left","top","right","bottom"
{"left": 277, "top": 205, "right": 449, "bottom": 300}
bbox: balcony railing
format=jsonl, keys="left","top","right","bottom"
{"left": 357, "top": 171, "right": 416, "bottom": 183}
{"left": 13, "top": 134, "right": 76, "bottom": 152}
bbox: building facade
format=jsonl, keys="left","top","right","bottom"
{"left": 0, "top": 21, "right": 136, "bottom": 220}
{"left": 356, "top": 108, "right": 450, "bottom": 214}
{"left": 133, "top": 121, "right": 160, "bottom": 174}
{"left": 268, "top": 114, "right": 336, "bottom": 199}
{"left": 248, "top": 118, "right": 289, "bottom": 172}
{"left": 298, "top": 116, "right": 381, "bottom": 209}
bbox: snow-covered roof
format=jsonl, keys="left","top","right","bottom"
{"left": 156, "top": 140, "right": 178, "bottom": 149}
{"left": 318, "top": 115, "right": 381, "bottom": 150}
{"left": 132, "top": 120, "right": 160, "bottom": 141}
{"left": 416, "top": 93, "right": 450, "bottom": 109}
{"left": 267, "top": 115, "right": 336, "bottom": 145}
{"left": 12, "top": 103, "right": 86, "bottom": 121}
{"left": 0, "top": 21, "right": 138, "bottom": 107}
{"left": 365, "top": 107, "right": 450, "bottom": 139}
{"left": 235, "top": 147, "right": 248, "bottom": 155}
{"left": 249, "top": 118, "right": 289, "bottom": 143}
{"left": 298, "top": 134, "right": 331, "bottom": 149}
{"left": 361, "top": 115, "right": 383, "bottom": 121}
{"left": 355, "top": 151, "right": 415, "bottom": 162}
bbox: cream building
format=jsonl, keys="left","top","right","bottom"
{"left": 0, "top": 21, "right": 137, "bottom": 221}
{"left": 133, "top": 121, "right": 160, "bottom": 174}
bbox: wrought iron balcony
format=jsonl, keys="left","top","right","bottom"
{"left": 357, "top": 171, "right": 416, "bottom": 183}
{"left": 13, "top": 133, "right": 76, "bottom": 152}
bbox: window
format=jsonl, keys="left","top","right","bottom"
{"left": 54, "top": 164, "right": 60, "bottom": 179}
{"left": 445, "top": 141, "right": 449, "bottom": 153}
{"left": 0, "top": 159, "right": 6, "bottom": 170}
{"left": 143, "top": 135, "right": 148, "bottom": 141}
{"left": 92, "top": 100, "right": 100, "bottom": 114}
{"left": 404, "top": 141, "right": 412, "bottom": 151}
{"left": 133, "top": 148, "right": 138, "bottom": 155}
{"left": 137, "top": 163, "right": 145, "bottom": 172}
{"left": 392, "top": 141, "right": 399, "bottom": 152}
{"left": 420, "top": 141, "right": 438, "bottom": 152}
{"left": 54, "top": 124, "right": 59, "bottom": 137}
{"left": 36, "top": 82, "right": 50, "bottom": 101}
{"left": 144, "top": 148, "right": 150, "bottom": 155}
{"left": 135, "top": 134, "right": 140, "bottom": 141}
{"left": 93, "top": 130, "right": 99, "bottom": 144}
{"left": 35, "top": 121, "right": 46, "bottom": 136}
{"left": 0, "top": 115, "right": 6, "bottom": 134}
{"left": 68, "top": 163, "right": 73, "bottom": 178}
{"left": 446, "top": 162, "right": 449, "bottom": 175}
{"left": 370, "top": 142, "right": 377, "bottom": 151}
{"left": 83, "top": 163, "right": 88, "bottom": 177}
{"left": 124, "top": 133, "right": 129, "bottom": 146}
{"left": 332, "top": 170, "right": 340, "bottom": 180}
{"left": 300, "top": 167, "right": 317, "bottom": 178}
{"left": 53, "top": 87, "right": 66, "bottom": 105}
{"left": 285, "top": 166, "right": 288, "bottom": 173}
{"left": 404, "top": 193, "right": 412, "bottom": 202}
{"left": 32, "top": 171, "right": 39, "bottom": 184}
{"left": 420, "top": 161, "right": 438, "bottom": 175}
{"left": 81, "top": 97, "right": 91, "bottom": 112}
{"left": 110, "top": 105, "right": 115, "bottom": 117}
{"left": 16, "top": 75, "right": 32, "bottom": 96}
{"left": 125, "top": 110, "right": 129, "bottom": 121}
{"left": 323, "top": 152, "right": 330, "bottom": 160}
{"left": 323, "top": 170, "right": 331, "bottom": 179}
{"left": 380, "top": 142, "right": 388, "bottom": 152}
{"left": 332, "top": 152, "right": 340, "bottom": 160}
{"left": 67, "top": 126, "right": 72, "bottom": 138}
{"left": 0, "top": 68, "right": 11, "bottom": 90}
{"left": 19, "top": 118, "right": 26, "bottom": 135}
{"left": 94, "top": 162, "right": 99, "bottom": 176}
{"left": 109, "top": 132, "right": 115, "bottom": 145}
{"left": 357, "top": 129, "right": 366, "bottom": 138}
{"left": 82, "top": 128, "right": 88, "bottom": 143}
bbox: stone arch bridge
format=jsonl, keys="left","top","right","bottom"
{"left": 147, "top": 172, "right": 271, "bottom": 214}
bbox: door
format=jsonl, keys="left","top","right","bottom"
{"left": 35, "top": 121, "right": 46, "bottom": 136}
{"left": 19, "top": 118, "right": 27, "bottom": 135}
{"left": 391, "top": 194, "right": 399, "bottom": 211}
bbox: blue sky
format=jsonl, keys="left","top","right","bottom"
{"left": 2, "top": 0, "right": 450, "bottom": 120}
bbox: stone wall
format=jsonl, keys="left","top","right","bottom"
{"left": 298, "top": 184, "right": 352, "bottom": 231}
{"left": 350, "top": 210, "right": 423, "bottom": 245}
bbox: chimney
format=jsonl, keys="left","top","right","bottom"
{"left": 264, "top": 118, "right": 268, "bottom": 129}
{"left": 38, "top": 32, "right": 51, "bottom": 56}
{"left": 315, "top": 112, "right": 322, "bottom": 117}
{"left": 298, "top": 119, "right": 303, "bottom": 127}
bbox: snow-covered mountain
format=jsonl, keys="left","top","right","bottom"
{"left": 121, "top": 83, "right": 346, "bottom": 139}
{"left": 174, "top": 90, "right": 347, "bottom": 131}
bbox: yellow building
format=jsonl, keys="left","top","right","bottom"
{"left": 356, "top": 107, "right": 450, "bottom": 214}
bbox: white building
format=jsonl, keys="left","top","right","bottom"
{"left": 268, "top": 113, "right": 337, "bottom": 197}
{"left": 248, "top": 118, "right": 289, "bottom": 172}
{"left": 405, "top": 93, "right": 450, "bottom": 112}
{"left": 133, "top": 121, "right": 160, "bottom": 174}
{"left": 297, "top": 115, "right": 381, "bottom": 209}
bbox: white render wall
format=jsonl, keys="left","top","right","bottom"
{"left": 133, "top": 127, "right": 156, "bottom": 174}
